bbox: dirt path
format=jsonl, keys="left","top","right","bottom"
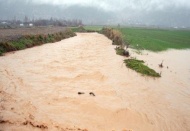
{"left": 0, "top": 33, "right": 190, "bottom": 131}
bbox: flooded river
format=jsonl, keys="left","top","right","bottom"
{"left": 0, "top": 33, "right": 190, "bottom": 131}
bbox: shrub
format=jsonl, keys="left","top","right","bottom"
{"left": 38, "top": 35, "right": 43, "bottom": 42}
{"left": 0, "top": 46, "right": 5, "bottom": 56}
{"left": 102, "top": 28, "right": 123, "bottom": 45}
{"left": 1, "top": 42, "right": 16, "bottom": 51}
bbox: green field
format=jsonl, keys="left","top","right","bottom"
{"left": 119, "top": 28, "right": 190, "bottom": 52}
{"left": 84, "top": 26, "right": 103, "bottom": 31}
{"left": 70, "top": 26, "right": 102, "bottom": 32}
{"left": 71, "top": 26, "right": 190, "bottom": 52}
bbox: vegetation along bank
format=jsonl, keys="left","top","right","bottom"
{"left": 0, "top": 27, "right": 76, "bottom": 56}
{"left": 101, "top": 27, "right": 161, "bottom": 77}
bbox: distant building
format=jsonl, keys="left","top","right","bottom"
{"left": 0, "top": 22, "right": 10, "bottom": 28}
{"left": 20, "top": 23, "right": 24, "bottom": 27}
{"left": 1, "top": 22, "right": 7, "bottom": 24}
{"left": 29, "top": 23, "right": 33, "bottom": 27}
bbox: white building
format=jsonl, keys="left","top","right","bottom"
{"left": 29, "top": 23, "right": 33, "bottom": 27}
{"left": 20, "top": 23, "right": 24, "bottom": 27}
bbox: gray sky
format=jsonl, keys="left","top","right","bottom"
{"left": 31, "top": 0, "right": 190, "bottom": 11}
{"left": 1, "top": 0, "right": 190, "bottom": 27}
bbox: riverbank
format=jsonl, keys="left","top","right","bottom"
{"left": 0, "top": 27, "right": 76, "bottom": 55}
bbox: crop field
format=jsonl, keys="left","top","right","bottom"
{"left": 119, "top": 27, "right": 190, "bottom": 52}
{"left": 0, "top": 27, "right": 67, "bottom": 42}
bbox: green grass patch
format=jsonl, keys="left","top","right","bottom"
{"left": 84, "top": 26, "right": 103, "bottom": 31}
{"left": 115, "top": 47, "right": 125, "bottom": 56}
{"left": 119, "top": 27, "right": 190, "bottom": 52}
{"left": 11, "top": 38, "right": 33, "bottom": 50}
{"left": 70, "top": 26, "right": 102, "bottom": 33}
{"left": 70, "top": 26, "right": 87, "bottom": 32}
{"left": 124, "top": 59, "right": 161, "bottom": 77}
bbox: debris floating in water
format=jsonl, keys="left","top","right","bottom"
{"left": 89, "top": 92, "right": 95, "bottom": 96}
{"left": 78, "top": 92, "right": 85, "bottom": 95}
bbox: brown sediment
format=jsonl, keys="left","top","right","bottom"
{"left": 0, "top": 33, "right": 190, "bottom": 131}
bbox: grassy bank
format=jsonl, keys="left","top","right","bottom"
{"left": 0, "top": 28, "right": 75, "bottom": 55}
{"left": 101, "top": 27, "right": 160, "bottom": 77}
{"left": 119, "top": 27, "right": 190, "bottom": 52}
{"left": 124, "top": 59, "right": 161, "bottom": 77}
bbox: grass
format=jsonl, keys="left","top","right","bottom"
{"left": 115, "top": 46, "right": 130, "bottom": 56}
{"left": 124, "top": 59, "right": 161, "bottom": 77}
{"left": 0, "top": 28, "right": 76, "bottom": 55}
{"left": 115, "top": 47, "right": 125, "bottom": 56}
{"left": 70, "top": 26, "right": 102, "bottom": 33}
{"left": 70, "top": 26, "right": 87, "bottom": 32}
{"left": 119, "top": 27, "right": 190, "bottom": 52}
{"left": 84, "top": 26, "right": 103, "bottom": 31}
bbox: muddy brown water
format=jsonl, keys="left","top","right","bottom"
{"left": 0, "top": 33, "right": 190, "bottom": 131}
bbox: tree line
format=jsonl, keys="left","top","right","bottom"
{"left": 0, "top": 16, "right": 83, "bottom": 27}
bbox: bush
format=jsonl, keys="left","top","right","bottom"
{"left": 102, "top": 28, "right": 123, "bottom": 45}
{"left": 1, "top": 42, "right": 16, "bottom": 51}
{"left": 0, "top": 46, "right": 4, "bottom": 56}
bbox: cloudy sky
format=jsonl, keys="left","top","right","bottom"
{"left": 0, "top": 0, "right": 190, "bottom": 27}
{"left": 31, "top": 0, "right": 190, "bottom": 10}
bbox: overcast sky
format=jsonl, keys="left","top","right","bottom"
{"left": 1, "top": 0, "right": 190, "bottom": 27}
{"left": 31, "top": 0, "right": 190, "bottom": 11}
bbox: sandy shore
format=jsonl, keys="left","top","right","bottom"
{"left": 0, "top": 33, "right": 190, "bottom": 131}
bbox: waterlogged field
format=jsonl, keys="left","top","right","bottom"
{"left": 119, "top": 27, "right": 190, "bottom": 51}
